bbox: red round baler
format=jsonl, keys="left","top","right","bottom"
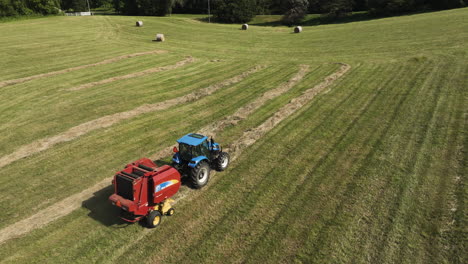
{"left": 109, "top": 158, "right": 181, "bottom": 227}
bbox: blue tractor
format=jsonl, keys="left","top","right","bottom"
{"left": 172, "top": 133, "right": 230, "bottom": 188}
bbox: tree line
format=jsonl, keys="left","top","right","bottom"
{"left": 1, "top": 0, "right": 466, "bottom": 23}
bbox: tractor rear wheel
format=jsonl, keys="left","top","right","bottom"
{"left": 147, "top": 210, "right": 162, "bottom": 228}
{"left": 215, "top": 152, "right": 230, "bottom": 171}
{"left": 190, "top": 161, "right": 210, "bottom": 189}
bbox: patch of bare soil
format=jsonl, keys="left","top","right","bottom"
{"left": 0, "top": 50, "right": 167, "bottom": 88}
{"left": 67, "top": 56, "right": 195, "bottom": 91}
{"left": 0, "top": 63, "right": 350, "bottom": 245}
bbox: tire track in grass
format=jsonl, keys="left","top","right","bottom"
{"left": 218, "top": 63, "right": 408, "bottom": 262}
{"left": 393, "top": 63, "right": 461, "bottom": 263}
{"left": 302, "top": 65, "right": 434, "bottom": 264}
{"left": 0, "top": 65, "right": 264, "bottom": 171}
{"left": 280, "top": 62, "right": 432, "bottom": 264}
{"left": 367, "top": 63, "right": 447, "bottom": 263}
{"left": 66, "top": 56, "right": 195, "bottom": 91}
{"left": 347, "top": 62, "right": 441, "bottom": 263}
{"left": 0, "top": 65, "right": 265, "bottom": 245}
{"left": 290, "top": 62, "right": 438, "bottom": 264}
{"left": 0, "top": 50, "right": 167, "bottom": 88}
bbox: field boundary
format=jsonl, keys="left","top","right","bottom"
{"left": 0, "top": 50, "right": 167, "bottom": 88}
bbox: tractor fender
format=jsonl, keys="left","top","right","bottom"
{"left": 211, "top": 143, "right": 221, "bottom": 151}
{"left": 188, "top": 156, "right": 208, "bottom": 168}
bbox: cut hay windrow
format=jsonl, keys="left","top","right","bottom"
{"left": 0, "top": 65, "right": 264, "bottom": 171}
{"left": 170, "top": 63, "right": 351, "bottom": 205}
{"left": 0, "top": 64, "right": 265, "bottom": 245}
{"left": 228, "top": 63, "right": 351, "bottom": 160}
{"left": 0, "top": 50, "right": 167, "bottom": 88}
{"left": 0, "top": 63, "right": 350, "bottom": 245}
{"left": 67, "top": 56, "right": 194, "bottom": 91}
{"left": 198, "top": 64, "right": 310, "bottom": 136}
{"left": 148, "top": 64, "right": 311, "bottom": 161}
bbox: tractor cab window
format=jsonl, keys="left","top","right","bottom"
{"left": 201, "top": 140, "right": 211, "bottom": 157}
{"left": 179, "top": 143, "right": 192, "bottom": 161}
{"left": 191, "top": 144, "right": 203, "bottom": 158}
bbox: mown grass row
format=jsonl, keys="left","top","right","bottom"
{"left": 0, "top": 57, "right": 251, "bottom": 156}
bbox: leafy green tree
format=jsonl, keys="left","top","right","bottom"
{"left": 281, "top": 0, "right": 309, "bottom": 25}
{"left": 322, "top": 0, "right": 353, "bottom": 17}
{"left": 212, "top": 0, "right": 257, "bottom": 23}
{"left": 114, "top": 0, "right": 182, "bottom": 16}
{"left": 429, "top": 0, "right": 466, "bottom": 9}
{"left": 0, "top": 0, "right": 32, "bottom": 16}
{"left": 61, "top": 0, "right": 88, "bottom": 12}
{"left": 368, "top": 0, "right": 418, "bottom": 14}
{"left": 0, "top": 0, "right": 60, "bottom": 16}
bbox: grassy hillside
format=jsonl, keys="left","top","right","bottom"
{"left": 0, "top": 8, "right": 466, "bottom": 264}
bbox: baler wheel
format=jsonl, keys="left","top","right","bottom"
{"left": 167, "top": 208, "right": 175, "bottom": 216}
{"left": 190, "top": 161, "right": 210, "bottom": 189}
{"left": 215, "top": 152, "right": 230, "bottom": 171}
{"left": 147, "top": 210, "right": 162, "bottom": 228}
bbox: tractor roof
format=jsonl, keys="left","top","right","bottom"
{"left": 177, "top": 133, "right": 208, "bottom": 146}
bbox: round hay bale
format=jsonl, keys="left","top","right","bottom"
{"left": 241, "top": 24, "right": 249, "bottom": 30}
{"left": 136, "top": 21, "right": 143, "bottom": 27}
{"left": 294, "top": 26, "right": 302, "bottom": 33}
{"left": 154, "top": 34, "right": 165, "bottom": 42}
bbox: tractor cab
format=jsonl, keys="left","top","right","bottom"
{"left": 174, "top": 133, "right": 219, "bottom": 163}
{"left": 172, "top": 133, "right": 229, "bottom": 188}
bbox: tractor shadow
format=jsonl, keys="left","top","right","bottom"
{"left": 82, "top": 185, "right": 129, "bottom": 228}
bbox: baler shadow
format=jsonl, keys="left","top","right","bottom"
{"left": 82, "top": 185, "right": 129, "bottom": 228}
{"left": 153, "top": 159, "right": 172, "bottom": 166}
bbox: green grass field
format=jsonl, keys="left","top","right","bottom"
{"left": 0, "top": 8, "right": 466, "bottom": 263}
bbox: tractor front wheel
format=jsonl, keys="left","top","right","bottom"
{"left": 190, "top": 161, "right": 210, "bottom": 189}
{"left": 215, "top": 152, "right": 230, "bottom": 171}
{"left": 147, "top": 210, "right": 162, "bottom": 228}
